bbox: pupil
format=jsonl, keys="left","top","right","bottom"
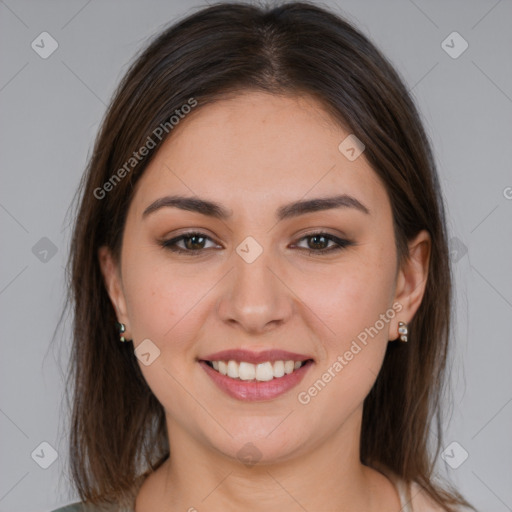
{"left": 310, "top": 235, "right": 326, "bottom": 249}
{"left": 186, "top": 235, "right": 204, "bottom": 250}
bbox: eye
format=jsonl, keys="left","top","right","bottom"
{"left": 160, "top": 231, "right": 221, "bottom": 255}
{"left": 292, "top": 231, "right": 353, "bottom": 255}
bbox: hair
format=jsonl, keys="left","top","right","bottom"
{"left": 60, "top": 1, "right": 474, "bottom": 510}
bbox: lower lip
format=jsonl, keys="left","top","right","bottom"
{"left": 199, "top": 360, "right": 313, "bottom": 402}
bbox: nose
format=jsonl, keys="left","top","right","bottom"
{"left": 216, "top": 244, "right": 294, "bottom": 335}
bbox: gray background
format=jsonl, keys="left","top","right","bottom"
{"left": 0, "top": 1, "right": 511, "bottom": 511}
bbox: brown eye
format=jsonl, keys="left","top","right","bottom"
{"left": 293, "top": 232, "right": 353, "bottom": 255}
{"left": 182, "top": 234, "right": 207, "bottom": 250}
{"left": 161, "top": 232, "right": 220, "bottom": 255}
{"left": 306, "top": 234, "right": 331, "bottom": 250}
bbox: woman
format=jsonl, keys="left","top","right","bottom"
{"left": 52, "top": 1, "right": 476, "bottom": 511}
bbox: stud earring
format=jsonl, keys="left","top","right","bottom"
{"left": 398, "top": 321, "right": 408, "bottom": 342}
{"left": 116, "top": 321, "right": 131, "bottom": 343}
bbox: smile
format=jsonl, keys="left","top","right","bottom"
{"left": 199, "top": 358, "right": 314, "bottom": 402}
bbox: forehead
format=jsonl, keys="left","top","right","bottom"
{"left": 129, "top": 91, "right": 389, "bottom": 221}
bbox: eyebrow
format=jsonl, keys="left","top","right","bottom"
{"left": 142, "top": 193, "right": 370, "bottom": 221}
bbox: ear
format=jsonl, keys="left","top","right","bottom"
{"left": 390, "top": 229, "right": 431, "bottom": 340}
{"left": 98, "top": 245, "right": 130, "bottom": 335}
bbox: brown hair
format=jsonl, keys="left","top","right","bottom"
{"left": 60, "top": 1, "right": 474, "bottom": 510}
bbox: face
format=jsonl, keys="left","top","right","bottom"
{"left": 99, "top": 91, "right": 430, "bottom": 465}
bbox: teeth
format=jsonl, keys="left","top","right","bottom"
{"left": 256, "top": 362, "right": 274, "bottom": 381}
{"left": 284, "top": 360, "right": 295, "bottom": 374}
{"left": 273, "top": 360, "right": 285, "bottom": 378}
{"left": 218, "top": 361, "right": 228, "bottom": 375}
{"left": 227, "top": 360, "right": 238, "bottom": 379}
{"left": 239, "top": 362, "right": 256, "bottom": 381}
{"left": 208, "top": 359, "right": 307, "bottom": 381}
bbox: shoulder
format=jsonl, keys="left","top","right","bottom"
{"left": 49, "top": 473, "right": 145, "bottom": 512}
{"left": 408, "top": 482, "right": 472, "bottom": 512}
{"left": 49, "top": 504, "right": 84, "bottom": 512}
{"left": 408, "top": 482, "right": 445, "bottom": 511}
{"left": 50, "top": 503, "right": 84, "bottom": 512}
{"left": 376, "top": 467, "right": 447, "bottom": 512}
{"left": 49, "top": 502, "right": 123, "bottom": 512}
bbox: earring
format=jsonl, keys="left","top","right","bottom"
{"left": 116, "top": 321, "right": 131, "bottom": 343}
{"left": 398, "top": 321, "right": 408, "bottom": 342}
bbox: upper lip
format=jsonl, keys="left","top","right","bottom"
{"left": 200, "top": 349, "right": 314, "bottom": 364}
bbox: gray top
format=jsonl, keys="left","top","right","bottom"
{"left": 49, "top": 474, "right": 413, "bottom": 512}
{"left": 50, "top": 504, "right": 119, "bottom": 512}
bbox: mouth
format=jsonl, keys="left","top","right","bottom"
{"left": 198, "top": 349, "right": 315, "bottom": 401}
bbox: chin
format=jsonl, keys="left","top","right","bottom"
{"left": 206, "top": 425, "right": 309, "bottom": 467}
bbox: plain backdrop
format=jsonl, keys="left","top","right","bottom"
{"left": 0, "top": 1, "right": 511, "bottom": 511}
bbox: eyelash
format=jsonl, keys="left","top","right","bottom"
{"left": 159, "top": 231, "right": 353, "bottom": 257}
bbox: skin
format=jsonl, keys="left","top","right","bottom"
{"left": 99, "top": 91, "right": 432, "bottom": 512}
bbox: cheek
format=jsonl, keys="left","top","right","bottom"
{"left": 294, "top": 250, "right": 396, "bottom": 404}
{"left": 297, "top": 276, "right": 393, "bottom": 420}
{"left": 121, "top": 261, "right": 209, "bottom": 420}
{"left": 123, "top": 275, "right": 170, "bottom": 340}
{"left": 301, "top": 257, "right": 395, "bottom": 347}
{"left": 122, "top": 254, "right": 207, "bottom": 345}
